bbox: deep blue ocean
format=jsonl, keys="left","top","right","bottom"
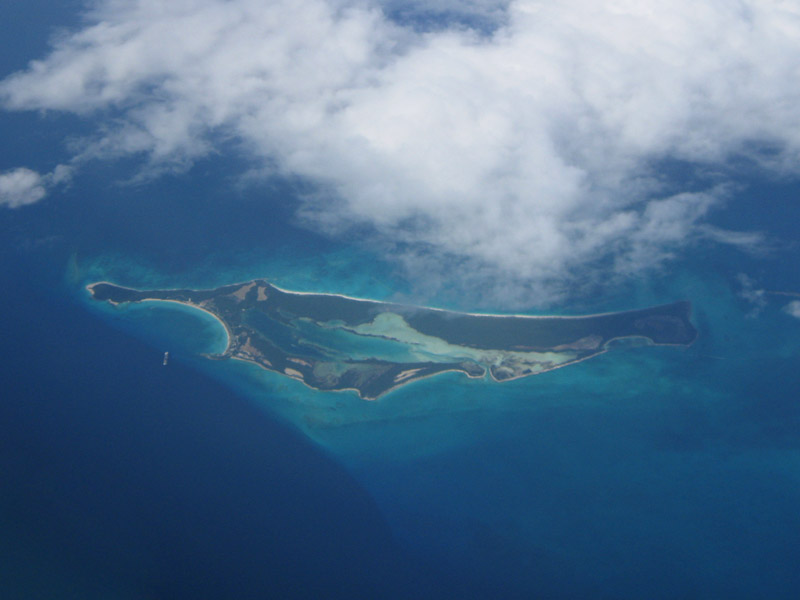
{"left": 3, "top": 5, "right": 800, "bottom": 598}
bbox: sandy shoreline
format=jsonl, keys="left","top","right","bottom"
{"left": 86, "top": 282, "right": 232, "bottom": 353}
{"left": 227, "top": 353, "right": 486, "bottom": 401}
{"left": 85, "top": 279, "right": 664, "bottom": 321}
{"left": 140, "top": 299, "right": 233, "bottom": 352}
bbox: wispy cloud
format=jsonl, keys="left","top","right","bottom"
{"left": 2, "top": 0, "right": 799, "bottom": 303}
{"left": 736, "top": 272, "right": 767, "bottom": 316}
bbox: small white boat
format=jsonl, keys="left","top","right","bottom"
{"left": 163, "top": 351, "right": 169, "bottom": 366}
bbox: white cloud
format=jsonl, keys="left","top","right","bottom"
{"left": 0, "top": 168, "right": 47, "bottom": 208}
{"left": 784, "top": 300, "right": 800, "bottom": 319}
{"left": 2, "top": 0, "right": 799, "bottom": 303}
{"left": 0, "top": 165, "right": 73, "bottom": 208}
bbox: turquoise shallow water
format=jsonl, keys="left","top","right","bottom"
{"left": 97, "top": 299, "right": 230, "bottom": 357}
{"left": 69, "top": 237, "right": 800, "bottom": 598}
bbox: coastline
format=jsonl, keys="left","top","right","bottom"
{"left": 85, "top": 279, "right": 683, "bottom": 321}
{"left": 86, "top": 282, "right": 233, "bottom": 354}
{"left": 88, "top": 280, "right": 483, "bottom": 400}
{"left": 137, "top": 299, "right": 233, "bottom": 353}
{"left": 85, "top": 279, "right": 695, "bottom": 400}
{"left": 87, "top": 280, "right": 480, "bottom": 400}
{"left": 227, "top": 353, "right": 486, "bottom": 401}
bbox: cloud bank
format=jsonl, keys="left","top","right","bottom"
{"left": 2, "top": 0, "right": 799, "bottom": 303}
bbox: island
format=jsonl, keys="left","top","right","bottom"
{"left": 88, "top": 280, "right": 697, "bottom": 399}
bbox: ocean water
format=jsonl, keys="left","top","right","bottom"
{"left": 202, "top": 261, "right": 800, "bottom": 599}
{"left": 0, "top": 170, "right": 455, "bottom": 598}
{"left": 2, "top": 42, "right": 800, "bottom": 596}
